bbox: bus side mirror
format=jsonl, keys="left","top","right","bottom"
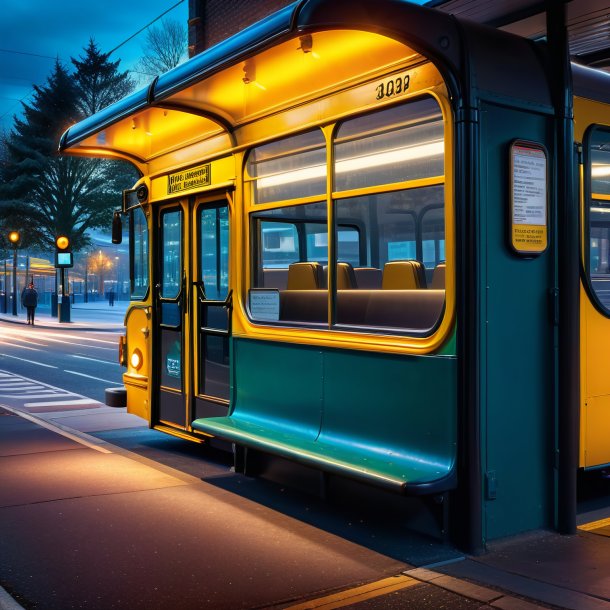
{"left": 112, "top": 211, "right": 123, "bottom": 244}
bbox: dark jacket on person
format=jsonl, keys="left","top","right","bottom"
{"left": 21, "top": 287, "right": 38, "bottom": 308}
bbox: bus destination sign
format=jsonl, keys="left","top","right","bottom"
{"left": 167, "top": 163, "right": 211, "bottom": 194}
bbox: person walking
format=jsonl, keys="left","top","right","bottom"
{"left": 21, "top": 281, "right": 38, "bottom": 325}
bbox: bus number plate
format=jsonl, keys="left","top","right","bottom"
{"left": 375, "top": 74, "right": 410, "bottom": 100}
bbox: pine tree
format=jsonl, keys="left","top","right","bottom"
{"left": 71, "top": 38, "right": 134, "bottom": 116}
{"left": 0, "top": 49, "right": 137, "bottom": 252}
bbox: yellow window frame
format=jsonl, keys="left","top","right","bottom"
{"left": 236, "top": 90, "right": 455, "bottom": 356}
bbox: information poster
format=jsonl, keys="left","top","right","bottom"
{"left": 249, "top": 289, "right": 280, "bottom": 321}
{"left": 510, "top": 141, "right": 548, "bottom": 255}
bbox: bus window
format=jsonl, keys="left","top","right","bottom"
{"left": 332, "top": 97, "right": 445, "bottom": 333}
{"left": 161, "top": 210, "right": 182, "bottom": 299}
{"left": 246, "top": 130, "right": 326, "bottom": 205}
{"left": 200, "top": 206, "right": 229, "bottom": 301}
{"left": 130, "top": 206, "right": 149, "bottom": 300}
{"left": 586, "top": 127, "right": 610, "bottom": 312}
{"left": 247, "top": 96, "right": 446, "bottom": 335}
{"left": 334, "top": 186, "right": 444, "bottom": 330}
{"left": 334, "top": 97, "right": 444, "bottom": 192}
{"left": 251, "top": 202, "right": 328, "bottom": 322}
{"left": 421, "top": 205, "right": 445, "bottom": 282}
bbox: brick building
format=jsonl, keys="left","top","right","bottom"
{"left": 188, "top": 0, "right": 294, "bottom": 56}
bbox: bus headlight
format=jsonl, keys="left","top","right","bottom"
{"left": 130, "top": 348, "right": 143, "bottom": 371}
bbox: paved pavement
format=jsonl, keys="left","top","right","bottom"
{"left": 1, "top": 303, "right": 610, "bottom": 609}
{"left": 0, "top": 300, "right": 127, "bottom": 331}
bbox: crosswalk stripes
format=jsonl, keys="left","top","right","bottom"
{"left": 0, "top": 369, "right": 100, "bottom": 411}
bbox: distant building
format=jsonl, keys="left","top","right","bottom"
{"left": 188, "top": 0, "right": 293, "bottom": 56}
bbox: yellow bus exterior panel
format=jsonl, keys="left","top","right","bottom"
{"left": 584, "top": 395, "right": 610, "bottom": 468}
{"left": 123, "top": 306, "right": 152, "bottom": 421}
{"left": 575, "top": 95, "right": 610, "bottom": 468}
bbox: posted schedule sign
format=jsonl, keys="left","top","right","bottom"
{"left": 510, "top": 141, "right": 548, "bottom": 255}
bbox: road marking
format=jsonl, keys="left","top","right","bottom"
{"left": 0, "top": 369, "right": 85, "bottom": 399}
{"left": 64, "top": 369, "right": 122, "bottom": 385}
{"left": 0, "top": 354, "right": 58, "bottom": 368}
{"left": 0, "top": 404, "right": 112, "bottom": 454}
{"left": 22, "top": 331, "right": 117, "bottom": 345}
{"left": 23, "top": 398, "right": 98, "bottom": 407}
{"left": 284, "top": 575, "right": 419, "bottom": 609}
{"left": 0, "top": 341, "right": 42, "bottom": 351}
{"left": 72, "top": 354, "right": 119, "bottom": 365}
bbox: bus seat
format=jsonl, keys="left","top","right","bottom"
{"left": 382, "top": 260, "right": 426, "bottom": 289}
{"left": 337, "top": 262, "right": 357, "bottom": 289}
{"left": 431, "top": 263, "right": 445, "bottom": 289}
{"left": 287, "top": 262, "right": 323, "bottom": 290}
{"left": 354, "top": 267, "right": 382, "bottom": 289}
{"left": 263, "top": 268, "right": 288, "bottom": 290}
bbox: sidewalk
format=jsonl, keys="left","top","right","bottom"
{"left": 1, "top": 393, "right": 610, "bottom": 609}
{"left": 0, "top": 300, "right": 127, "bottom": 332}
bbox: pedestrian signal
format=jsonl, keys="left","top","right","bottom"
{"left": 55, "top": 235, "right": 73, "bottom": 268}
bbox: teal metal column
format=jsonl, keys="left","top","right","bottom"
{"left": 546, "top": 0, "right": 578, "bottom": 535}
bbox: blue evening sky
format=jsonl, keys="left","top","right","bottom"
{"left": 0, "top": 0, "right": 188, "bottom": 134}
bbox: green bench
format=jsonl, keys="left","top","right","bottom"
{"left": 191, "top": 339, "right": 457, "bottom": 496}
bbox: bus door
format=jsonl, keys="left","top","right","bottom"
{"left": 191, "top": 197, "right": 231, "bottom": 420}
{"left": 154, "top": 196, "right": 231, "bottom": 431}
{"left": 156, "top": 203, "right": 187, "bottom": 427}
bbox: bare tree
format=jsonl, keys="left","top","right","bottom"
{"left": 137, "top": 18, "right": 188, "bottom": 78}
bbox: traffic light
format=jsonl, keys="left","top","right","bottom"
{"left": 55, "top": 235, "right": 73, "bottom": 268}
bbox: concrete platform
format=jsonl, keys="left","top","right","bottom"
{"left": 1, "top": 403, "right": 609, "bottom": 609}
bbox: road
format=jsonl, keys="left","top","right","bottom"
{"left": 0, "top": 324, "right": 122, "bottom": 404}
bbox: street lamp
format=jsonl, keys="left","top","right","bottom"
{"left": 8, "top": 231, "right": 20, "bottom": 316}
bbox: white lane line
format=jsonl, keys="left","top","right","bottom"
{"left": 0, "top": 336, "right": 47, "bottom": 347}
{"left": 0, "top": 404, "right": 112, "bottom": 454}
{"left": 17, "top": 331, "right": 117, "bottom": 345}
{"left": 72, "top": 354, "right": 119, "bottom": 365}
{"left": 64, "top": 369, "right": 123, "bottom": 385}
{"left": 0, "top": 342, "right": 41, "bottom": 351}
{"left": 0, "top": 354, "right": 58, "bottom": 368}
{"left": 24, "top": 398, "right": 98, "bottom": 407}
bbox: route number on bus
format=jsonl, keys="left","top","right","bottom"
{"left": 376, "top": 74, "right": 410, "bottom": 100}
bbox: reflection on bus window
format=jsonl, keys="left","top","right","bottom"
{"left": 588, "top": 128, "right": 610, "bottom": 311}
{"left": 334, "top": 97, "right": 444, "bottom": 192}
{"left": 130, "top": 206, "right": 149, "bottom": 300}
{"left": 161, "top": 210, "right": 182, "bottom": 299}
{"left": 246, "top": 130, "right": 326, "bottom": 204}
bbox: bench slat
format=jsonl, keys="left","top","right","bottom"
{"left": 192, "top": 415, "right": 456, "bottom": 495}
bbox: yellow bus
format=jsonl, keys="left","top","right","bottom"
{"left": 59, "top": 0, "right": 610, "bottom": 550}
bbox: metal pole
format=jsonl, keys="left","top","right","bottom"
{"left": 546, "top": 0, "right": 578, "bottom": 535}
{"left": 11, "top": 247, "right": 17, "bottom": 316}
